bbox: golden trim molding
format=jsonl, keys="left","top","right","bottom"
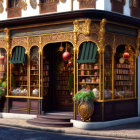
{"left": 73, "top": 19, "right": 91, "bottom": 46}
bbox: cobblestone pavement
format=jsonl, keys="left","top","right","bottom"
{"left": 0, "top": 118, "right": 140, "bottom": 139}
{"left": 0, "top": 125, "right": 125, "bottom": 140}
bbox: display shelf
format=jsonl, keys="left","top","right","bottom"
{"left": 79, "top": 75, "right": 98, "bottom": 77}
{"left": 30, "top": 57, "right": 39, "bottom": 97}
{"left": 78, "top": 63, "right": 99, "bottom": 91}
{"left": 79, "top": 82, "right": 99, "bottom": 84}
{"left": 78, "top": 69, "right": 99, "bottom": 70}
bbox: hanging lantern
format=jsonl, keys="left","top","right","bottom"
{"left": 123, "top": 52, "right": 129, "bottom": 59}
{"left": 68, "top": 61, "right": 72, "bottom": 67}
{"left": 58, "top": 43, "right": 64, "bottom": 52}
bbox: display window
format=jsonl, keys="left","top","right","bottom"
{"left": 77, "top": 42, "right": 99, "bottom": 99}
{"left": 114, "top": 45, "right": 135, "bottom": 99}
{"left": 104, "top": 46, "right": 112, "bottom": 100}
{"left": 10, "top": 46, "right": 27, "bottom": 96}
{"left": 0, "top": 48, "right": 7, "bottom": 97}
{"left": 30, "top": 46, "right": 39, "bottom": 97}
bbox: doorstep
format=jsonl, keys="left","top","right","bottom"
{"left": 71, "top": 116, "right": 140, "bottom": 130}
{"left": 0, "top": 113, "right": 37, "bottom": 120}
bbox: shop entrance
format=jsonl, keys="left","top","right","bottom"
{"left": 43, "top": 43, "right": 73, "bottom": 112}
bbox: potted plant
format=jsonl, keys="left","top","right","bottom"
{"left": 73, "top": 88, "right": 95, "bottom": 122}
{"left": 68, "top": 73, "right": 74, "bottom": 95}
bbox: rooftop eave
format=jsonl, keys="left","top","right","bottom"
{"left": 0, "top": 9, "right": 140, "bottom": 29}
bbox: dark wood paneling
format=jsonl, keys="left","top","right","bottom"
{"left": 92, "top": 99, "right": 138, "bottom": 122}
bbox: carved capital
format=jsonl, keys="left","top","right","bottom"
{"left": 39, "top": 48, "right": 43, "bottom": 55}
{"left": 25, "top": 49, "right": 29, "bottom": 55}
{"left": 73, "top": 19, "right": 91, "bottom": 44}
{"left": 98, "top": 18, "right": 107, "bottom": 53}
{"left": 4, "top": 28, "right": 10, "bottom": 43}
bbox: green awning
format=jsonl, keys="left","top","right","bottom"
{"left": 9, "top": 46, "right": 27, "bottom": 64}
{"left": 77, "top": 42, "right": 97, "bottom": 63}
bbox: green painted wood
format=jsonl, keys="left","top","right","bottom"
{"left": 77, "top": 42, "right": 97, "bottom": 63}
{"left": 9, "top": 46, "right": 27, "bottom": 64}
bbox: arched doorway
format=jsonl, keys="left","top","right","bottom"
{"left": 43, "top": 42, "right": 73, "bottom": 112}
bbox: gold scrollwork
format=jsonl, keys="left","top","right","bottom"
{"left": 98, "top": 18, "right": 107, "bottom": 54}
{"left": 4, "top": 28, "right": 10, "bottom": 43}
{"left": 73, "top": 19, "right": 91, "bottom": 44}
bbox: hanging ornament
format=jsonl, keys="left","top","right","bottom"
{"left": 62, "top": 51, "right": 71, "bottom": 61}
{"left": 62, "top": 42, "right": 71, "bottom": 61}
{"left": 30, "top": 0, "right": 37, "bottom": 9}
{"left": 58, "top": 42, "right": 64, "bottom": 52}
{"left": 16, "top": 0, "right": 27, "bottom": 10}
{"left": 123, "top": 52, "right": 130, "bottom": 59}
{"left": 68, "top": 61, "right": 72, "bottom": 67}
{"left": 0, "top": 55, "right": 4, "bottom": 60}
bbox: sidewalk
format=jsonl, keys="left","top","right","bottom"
{"left": 0, "top": 118, "right": 140, "bottom": 139}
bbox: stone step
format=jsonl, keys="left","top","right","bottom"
{"left": 27, "top": 119, "right": 73, "bottom": 127}
{"left": 38, "top": 115, "right": 72, "bottom": 120}
{"left": 33, "top": 117, "right": 71, "bottom": 122}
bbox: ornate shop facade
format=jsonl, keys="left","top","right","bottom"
{"left": 0, "top": 10, "right": 139, "bottom": 121}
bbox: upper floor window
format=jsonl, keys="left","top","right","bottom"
{"left": 129, "top": 0, "right": 140, "bottom": 18}
{"left": 39, "top": 0, "right": 59, "bottom": 14}
{"left": 8, "top": 0, "right": 20, "bottom": 8}
{"left": 129, "top": 0, "right": 140, "bottom": 8}
{"left": 111, "top": 0, "right": 125, "bottom": 14}
{"left": 40, "top": 0, "right": 58, "bottom": 3}
{"left": 78, "top": 0, "right": 96, "bottom": 9}
{"left": 7, "top": 0, "right": 21, "bottom": 18}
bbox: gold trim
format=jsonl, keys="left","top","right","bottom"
{"left": 39, "top": 37, "right": 41, "bottom": 98}
{"left": 27, "top": 37, "right": 30, "bottom": 97}
{"left": 5, "top": 95, "right": 43, "bottom": 99}
{"left": 112, "top": 36, "right": 116, "bottom": 99}
{"left": 135, "top": 56, "right": 137, "bottom": 98}
{"left": 73, "top": 42, "right": 76, "bottom": 120}
{"left": 11, "top": 31, "right": 74, "bottom": 39}
{"left": 95, "top": 97, "right": 137, "bottom": 102}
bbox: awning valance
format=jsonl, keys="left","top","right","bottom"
{"left": 77, "top": 42, "right": 97, "bottom": 63}
{"left": 9, "top": 46, "right": 27, "bottom": 64}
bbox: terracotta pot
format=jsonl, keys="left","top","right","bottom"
{"left": 78, "top": 101, "right": 94, "bottom": 122}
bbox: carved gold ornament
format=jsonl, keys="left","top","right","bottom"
{"left": 0, "top": 1, "right": 3, "bottom": 13}
{"left": 78, "top": 101, "right": 94, "bottom": 122}
{"left": 60, "top": 0, "right": 66, "bottom": 2}
{"left": 16, "top": 0, "right": 28, "bottom": 11}
{"left": 30, "top": 0, "right": 37, "bottom": 9}
{"left": 73, "top": 19, "right": 91, "bottom": 44}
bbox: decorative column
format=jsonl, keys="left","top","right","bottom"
{"left": 4, "top": 28, "right": 10, "bottom": 112}
{"left": 73, "top": 19, "right": 91, "bottom": 120}
{"left": 137, "top": 29, "right": 140, "bottom": 116}
{"left": 98, "top": 18, "right": 107, "bottom": 101}
{"left": 112, "top": 35, "right": 116, "bottom": 100}
{"left": 39, "top": 36, "right": 43, "bottom": 114}
{"left": 98, "top": 18, "right": 106, "bottom": 121}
